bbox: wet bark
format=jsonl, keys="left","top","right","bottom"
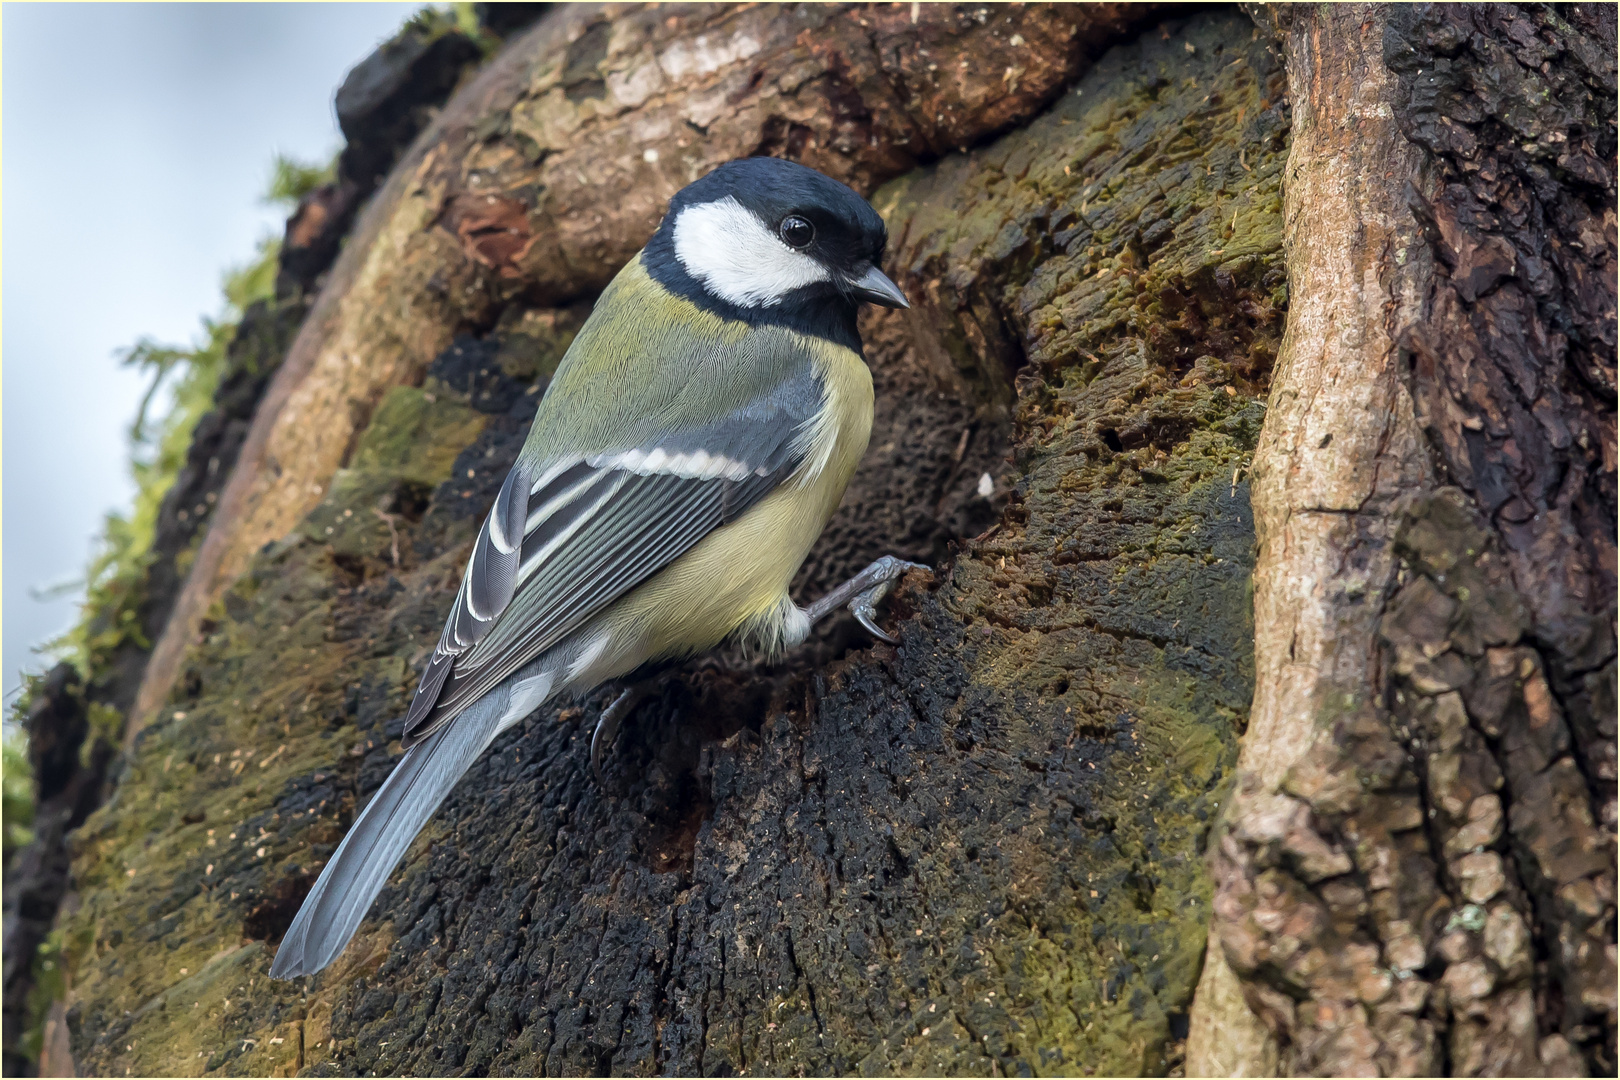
{"left": 19, "top": 3, "right": 1614, "bottom": 1079}
{"left": 1188, "top": 4, "right": 1615, "bottom": 1076}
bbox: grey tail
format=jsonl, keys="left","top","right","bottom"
{"left": 268, "top": 696, "right": 506, "bottom": 979}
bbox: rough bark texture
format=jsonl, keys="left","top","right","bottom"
{"left": 91, "top": 20, "right": 494, "bottom": 746}
{"left": 1188, "top": 4, "right": 1616, "bottom": 1076}
{"left": 4, "top": 16, "right": 512, "bottom": 1076}
{"left": 27, "top": 3, "right": 1613, "bottom": 1077}
{"left": 129, "top": 0, "right": 1152, "bottom": 741}
{"left": 125, "top": 14, "right": 513, "bottom": 747}
{"left": 45, "top": 6, "right": 1295, "bottom": 1076}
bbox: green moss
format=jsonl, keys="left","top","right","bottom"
{"left": 839, "top": 12, "right": 1282, "bottom": 1075}
{"left": 652, "top": 13, "right": 1284, "bottom": 1073}
{"left": 451, "top": 1, "right": 502, "bottom": 54}
{"left": 265, "top": 153, "right": 334, "bottom": 209}
{"left": 17, "top": 3, "right": 528, "bottom": 1068}
{"left": 47, "top": 11, "right": 1286, "bottom": 1077}
{"left": 16, "top": 929, "right": 66, "bottom": 1062}
{"left": 20, "top": 148, "right": 340, "bottom": 716}
{"left": 488, "top": 303, "right": 590, "bottom": 384}
{"left": 397, "top": 2, "right": 501, "bottom": 57}
{"left": 51, "top": 363, "right": 499, "bottom": 1072}
{"left": 2, "top": 726, "right": 34, "bottom": 863}
{"left": 347, "top": 386, "right": 485, "bottom": 484}
{"left": 0, "top": 147, "right": 353, "bottom": 1071}
{"left": 33, "top": 235, "right": 280, "bottom": 699}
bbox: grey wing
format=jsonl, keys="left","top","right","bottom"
{"left": 399, "top": 365, "right": 821, "bottom": 747}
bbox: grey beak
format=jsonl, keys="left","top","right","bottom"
{"left": 848, "top": 263, "right": 910, "bottom": 308}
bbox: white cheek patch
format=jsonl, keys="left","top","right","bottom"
{"left": 672, "top": 196, "right": 832, "bottom": 308}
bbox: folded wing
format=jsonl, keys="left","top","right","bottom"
{"left": 400, "top": 362, "right": 821, "bottom": 747}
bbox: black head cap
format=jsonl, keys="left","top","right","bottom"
{"left": 668, "top": 157, "right": 889, "bottom": 270}
{"left": 643, "top": 157, "right": 908, "bottom": 348}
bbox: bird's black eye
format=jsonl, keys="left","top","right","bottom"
{"left": 779, "top": 215, "right": 815, "bottom": 249}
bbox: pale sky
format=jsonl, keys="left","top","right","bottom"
{"left": 3, "top": 2, "right": 421, "bottom": 706}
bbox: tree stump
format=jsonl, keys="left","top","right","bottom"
{"left": 18, "top": 4, "right": 1614, "bottom": 1077}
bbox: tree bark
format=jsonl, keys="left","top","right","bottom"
{"left": 1188, "top": 4, "right": 1615, "bottom": 1076}
{"left": 21, "top": 4, "right": 1614, "bottom": 1079}
{"left": 127, "top": 0, "right": 1149, "bottom": 745}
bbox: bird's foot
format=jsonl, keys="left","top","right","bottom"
{"left": 805, "top": 555, "right": 931, "bottom": 644}
{"left": 590, "top": 674, "right": 679, "bottom": 787}
{"left": 591, "top": 685, "right": 645, "bottom": 787}
{"left": 850, "top": 577, "right": 905, "bottom": 643}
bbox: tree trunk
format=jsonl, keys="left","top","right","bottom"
{"left": 17, "top": 4, "right": 1613, "bottom": 1078}
{"left": 1188, "top": 3, "right": 1615, "bottom": 1076}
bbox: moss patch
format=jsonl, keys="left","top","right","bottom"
{"left": 55, "top": 381, "right": 489, "bottom": 1075}
{"left": 792, "top": 12, "right": 1284, "bottom": 1074}
{"left": 52, "top": 11, "right": 1285, "bottom": 1078}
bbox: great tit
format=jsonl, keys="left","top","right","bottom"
{"left": 270, "top": 157, "right": 925, "bottom": 979}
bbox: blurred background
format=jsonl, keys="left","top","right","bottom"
{"left": 3, "top": 2, "right": 421, "bottom": 709}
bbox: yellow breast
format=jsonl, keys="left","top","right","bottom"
{"left": 602, "top": 331, "right": 873, "bottom": 662}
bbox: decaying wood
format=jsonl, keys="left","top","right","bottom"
{"left": 131, "top": 1, "right": 1151, "bottom": 745}
{"left": 6, "top": 20, "right": 496, "bottom": 1072}
{"left": 1189, "top": 4, "right": 1615, "bottom": 1075}
{"left": 29, "top": 4, "right": 1613, "bottom": 1077}
{"left": 59, "top": 5, "right": 1292, "bottom": 1077}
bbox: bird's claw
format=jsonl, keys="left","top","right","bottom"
{"left": 591, "top": 686, "right": 640, "bottom": 786}
{"left": 852, "top": 581, "right": 898, "bottom": 642}
{"left": 850, "top": 558, "right": 930, "bottom": 644}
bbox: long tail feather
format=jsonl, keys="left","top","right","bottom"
{"left": 269, "top": 695, "right": 508, "bottom": 978}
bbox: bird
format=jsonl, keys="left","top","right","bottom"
{"left": 269, "top": 156, "right": 927, "bottom": 979}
